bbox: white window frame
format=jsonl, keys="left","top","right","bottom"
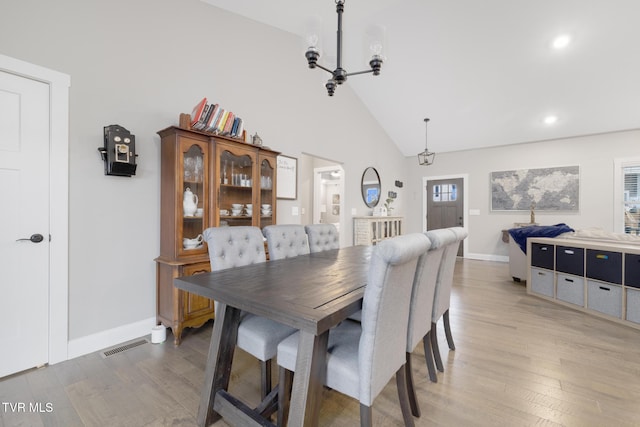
{"left": 613, "top": 157, "right": 640, "bottom": 233}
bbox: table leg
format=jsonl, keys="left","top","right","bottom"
{"left": 286, "top": 330, "right": 329, "bottom": 427}
{"left": 197, "top": 303, "right": 241, "bottom": 427}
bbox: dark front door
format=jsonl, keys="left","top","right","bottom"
{"left": 427, "top": 178, "right": 464, "bottom": 256}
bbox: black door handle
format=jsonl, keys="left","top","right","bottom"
{"left": 16, "top": 233, "right": 44, "bottom": 243}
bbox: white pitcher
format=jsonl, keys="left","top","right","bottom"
{"left": 183, "top": 187, "right": 198, "bottom": 217}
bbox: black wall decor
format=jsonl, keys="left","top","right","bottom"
{"left": 98, "top": 125, "right": 138, "bottom": 177}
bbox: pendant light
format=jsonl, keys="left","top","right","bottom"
{"left": 417, "top": 118, "right": 436, "bottom": 165}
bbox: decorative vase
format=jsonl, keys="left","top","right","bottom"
{"left": 183, "top": 187, "right": 198, "bottom": 217}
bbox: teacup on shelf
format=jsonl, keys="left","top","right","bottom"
{"left": 183, "top": 234, "right": 203, "bottom": 249}
{"left": 220, "top": 209, "right": 229, "bottom": 216}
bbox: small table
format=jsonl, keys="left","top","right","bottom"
{"left": 174, "top": 245, "right": 372, "bottom": 427}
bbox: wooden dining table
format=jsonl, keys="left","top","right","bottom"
{"left": 173, "top": 245, "right": 372, "bottom": 427}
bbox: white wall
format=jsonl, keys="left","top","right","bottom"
{"left": 405, "top": 129, "right": 640, "bottom": 259}
{"left": 0, "top": 0, "right": 407, "bottom": 350}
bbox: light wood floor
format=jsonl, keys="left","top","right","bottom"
{"left": 2, "top": 259, "right": 640, "bottom": 427}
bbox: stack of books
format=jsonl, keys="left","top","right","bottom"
{"left": 189, "top": 97, "right": 245, "bottom": 138}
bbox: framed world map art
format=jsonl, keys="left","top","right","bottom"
{"left": 491, "top": 165, "right": 580, "bottom": 211}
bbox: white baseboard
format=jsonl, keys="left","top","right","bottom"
{"left": 466, "top": 253, "right": 509, "bottom": 263}
{"left": 67, "top": 317, "right": 157, "bottom": 360}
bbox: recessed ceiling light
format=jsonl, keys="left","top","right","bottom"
{"left": 543, "top": 115, "right": 558, "bottom": 125}
{"left": 552, "top": 34, "right": 571, "bottom": 49}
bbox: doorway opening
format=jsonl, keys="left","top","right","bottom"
{"left": 300, "top": 153, "right": 345, "bottom": 247}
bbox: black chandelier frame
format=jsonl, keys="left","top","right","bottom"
{"left": 305, "top": 0, "right": 383, "bottom": 96}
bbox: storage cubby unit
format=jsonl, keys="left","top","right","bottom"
{"left": 527, "top": 237, "right": 640, "bottom": 330}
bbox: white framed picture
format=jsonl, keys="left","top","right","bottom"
{"left": 277, "top": 155, "right": 297, "bottom": 200}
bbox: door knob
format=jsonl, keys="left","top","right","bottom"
{"left": 16, "top": 233, "right": 44, "bottom": 243}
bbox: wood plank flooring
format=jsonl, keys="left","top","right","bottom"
{"left": 2, "top": 259, "right": 640, "bottom": 426}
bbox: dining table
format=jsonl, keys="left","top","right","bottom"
{"left": 173, "top": 244, "right": 372, "bottom": 427}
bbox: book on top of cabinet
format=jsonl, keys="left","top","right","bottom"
{"left": 205, "top": 104, "right": 221, "bottom": 132}
{"left": 185, "top": 98, "right": 250, "bottom": 142}
{"left": 190, "top": 97, "right": 207, "bottom": 127}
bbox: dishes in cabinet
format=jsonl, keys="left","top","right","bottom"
{"left": 220, "top": 209, "right": 229, "bottom": 216}
{"left": 183, "top": 234, "right": 203, "bottom": 249}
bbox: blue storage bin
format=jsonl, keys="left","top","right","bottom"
{"left": 531, "top": 243, "right": 554, "bottom": 270}
{"left": 586, "top": 249, "right": 622, "bottom": 284}
{"left": 556, "top": 246, "right": 584, "bottom": 276}
{"left": 625, "top": 253, "right": 640, "bottom": 288}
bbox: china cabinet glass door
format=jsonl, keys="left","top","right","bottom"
{"left": 219, "top": 148, "right": 254, "bottom": 227}
{"left": 181, "top": 144, "right": 206, "bottom": 254}
{"left": 259, "top": 157, "right": 275, "bottom": 229}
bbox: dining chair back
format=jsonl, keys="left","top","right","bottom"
{"left": 305, "top": 223, "right": 340, "bottom": 252}
{"left": 263, "top": 224, "right": 310, "bottom": 260}
{"left": 425, "top": 227, "right": 468, "bottom": 373}
{"left": 403, "top": 228, "right": 455, "bottom": 416}
{"left": 277, "top": 233, "right": 430, "bottom": 427}
{"left": 202, "top": 226, "right": 296, "bottom": 403}
{"left": 204, "top": 226, "right": 266, "bottom": 269}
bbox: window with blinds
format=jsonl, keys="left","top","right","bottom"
{"left": 623, "top": 166, "right": 640, "bottom": 234}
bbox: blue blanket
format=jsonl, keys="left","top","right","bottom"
{"left": 508, "top": 223, "right": 574, "bottom": 253}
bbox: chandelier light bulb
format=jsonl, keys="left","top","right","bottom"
{"left": 369, "top": 41, "right": 383, "bottom": 56}
{"left": 307, "top": 34, "right": 319, "bottom": 49}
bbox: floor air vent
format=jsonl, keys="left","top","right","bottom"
{"left": 101, "top": 339, "right": 148, "bottom": 358}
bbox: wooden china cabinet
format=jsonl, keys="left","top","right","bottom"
{"left": 155, "top": 126, "right": 278, "bottom": 344}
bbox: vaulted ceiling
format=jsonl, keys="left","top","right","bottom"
{"left": 201, "top": 0, "right": 640, "bottom": 156}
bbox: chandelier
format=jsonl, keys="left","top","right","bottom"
{"left": 418, "top": 118, "right": 436, "bottom": 166}
{"left": 305, "top": 0, "right": 384, "bottom": 96}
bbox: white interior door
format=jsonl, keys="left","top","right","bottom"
{"left": 0, "top": 70, "right": 51, "bottom": 377}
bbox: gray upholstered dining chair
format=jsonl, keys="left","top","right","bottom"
{"left": 425, "top": 227, "right": 468, "bottom": 373}
{"left": 202, "top": 226, "right": 296, "bottom": 400}
{"left": 276, "top": 233, "right": 431, "bottom": 427}
{"left": 262, "top": 224, "right": 310, "bottom": 260}
{"left": 304, "top": 223, "right": 340, "bottom": 252}
{"left": 404, "top": 228, "right": 455, "bottom": 417}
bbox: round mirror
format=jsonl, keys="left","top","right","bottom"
{"left": 361, "top": 167, "right": 381, "bottom": 208}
